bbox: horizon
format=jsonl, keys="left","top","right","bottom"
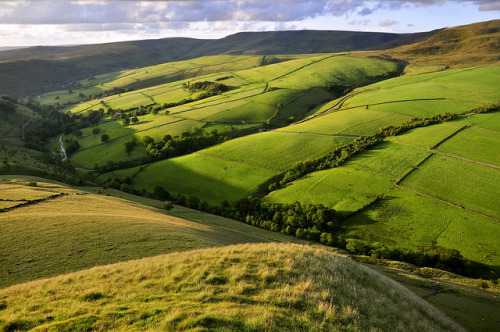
{"left": 0, "top": 0, "right": 499, "bottom": 47}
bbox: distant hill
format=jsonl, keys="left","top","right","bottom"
{"left": 0, "top": 30, "right": 433, "bottom": 97}
{"left": 388, "top": 19, "right": 500, "bottom": 67}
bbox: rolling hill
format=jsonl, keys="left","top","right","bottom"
{"left": 0, "top": 29, "right": 433, "bottom": 97}
{"left": 0, "top": 243, "right": 463, "bottom": 332}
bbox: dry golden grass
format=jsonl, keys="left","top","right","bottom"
{"left": 0, "top": 177, "right": 272, "bottom": 288}
{"left": 0, "top": 243, "right": 463, "bottom": 331}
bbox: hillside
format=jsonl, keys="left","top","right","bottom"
{"left": 0, "top": 29, "right": 431, "bottom": 97}
{"left": 0, "top": 176, "right": 295, "bottom": 288}
{"left": 0, "top": 243, "right": 463, "bottom": 331}
{"left": 388, "top": 19, "right": 500, "bottom": 67}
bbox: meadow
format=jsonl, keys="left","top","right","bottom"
{"left": 343, "top": 187, "right": 500, "bottom": 271}
{"left": 401, "top": 154, "right": 500, "bottom": 219}
{"left": 0, "top": 177, "right": 277, "bottom": 288}
{"left": 0, "top": 243, "right": 463, "bottom": 332}
{"left": 111, "top": 154, "right": 280, "bottom": 205}
{"left": 201, "top": 131, "right": 354, "bottom": 171}
{"left": 266, "top": 168, "right": 396, "bottom": 216}
{"left": 437, "top": 126, "right": 500, "bottom": 166}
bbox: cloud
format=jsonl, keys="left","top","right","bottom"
{"left": 347, "top": 19, "right": 371, "bottom": 25}
{"left": 379, "top": 19, "right": 399, "bottom": 27}
{"left": 358, "top": 7, "right": 373, "bottom": 15}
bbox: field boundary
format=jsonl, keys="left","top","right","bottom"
{"left": 0, "top": 192, "right": 67, "bottom": 213}
{"left": 389, "top": 140, "right": 500, "bottom": 170}
{"left": 395, "top": 184, "right": 499, "bottom": 221}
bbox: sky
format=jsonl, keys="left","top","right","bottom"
{"left": 0, "top": 0, "right": 498, "bottom": 47}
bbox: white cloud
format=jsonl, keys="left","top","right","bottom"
{"left": 379, "top": 18, "right": 399, "bottom": 26}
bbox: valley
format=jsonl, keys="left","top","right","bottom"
{"left": 0, "top": 19, "right": 499, "bottom": 331}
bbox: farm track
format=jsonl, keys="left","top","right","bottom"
{"left": 395, "top": 184, "right": 499, "bottom": 221}
{"left": 389, "top": 140, "right": 500, "bottom": 170}
{"left": 0, "top": 193, "right": 67, "bottom": 213}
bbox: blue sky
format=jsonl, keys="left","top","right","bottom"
{"left": 0, "top": 0, "right": 498, "bottom": 46}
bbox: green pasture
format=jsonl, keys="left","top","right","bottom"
{"left": 204, "top": 102, "right": 276, "bottom": 123}
{"left": 127, "top": 154, "right": 279, "bottom": 205}
{"left": 72, "top": 139, "right": 147, "bottom": 169}
{"left": 344, "top": 141, "right": 431, "bottom": 178}
{"left": 201, "top": 131, "right": 353, "bottom": 171}
{"left": 386, "top": 122, "right": 465, "bottom": 148}
{"left": 268, "top": 55, "right": 399, "bottom": 90}
{"left": 280, "top": 107, "right": 410, "bottom": 136}
{"left": 364, "top": 100, "right": 480, "bottom": 118}
{"left": 237, "top": 54, "right": 325, "bottom": 83}
{"left": 401, "top": 154, "right": 500, "bottom": 219}
{"left": 173, "top": 99, "right": 251, "bottom": 120}
{"left": 266, "top": 168, "right": 395, "bottom": 216}
{"left": 343, "top": 67, "right": 500, "bottom": 110}
{"left": 452, "top": 110, "right": 500, "bottom": 131}
{"left": 437, "top": 127, "right": 500, "bottom": 166}
{"left": 343, "top": 187, "right": 500, "bottom": 271}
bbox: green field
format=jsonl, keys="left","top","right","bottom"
{"left": 386, "top": 122, "right": 465, "bottom": 148}
{"left": 119, "top": 154, "right": 280, "bottom": 205}
{"left": 341, "top": 67, "right": 500, "bottom": 112}
{"left": 343, "top": 187, "right": 500, "bottom": 270}
{"left": 453, "top": 110, "right": 500, "bottom": 131}
{"left": 201, "top": 131, "right": 354, "bottom": 171}
{"left": 343, "top": 141, "right": 431, "bottom": 177}
{"left": 266, "top": 168, "right": 396, "bottom": 216}
{"left": 280, "top": 107, "right": 410, "bottom": 136}
{"left": 267, "top": 55, "right": 399, "bottom": 90}
{"left": 437, "top": 127, "right": 500, "bottom": 166}
{"left": 401, "top": 154, "right": 500, "bottom": 219}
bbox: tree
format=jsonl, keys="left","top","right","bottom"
{"left": 101, "top": 134, "right": 110, "bottom": 143}
{"left": 75, "top": 130, "right": 83, "bottom": 138}
{"left": 143, "top": 136, "right": 154, "bottom": 146}
{"left": 122, "top": 117, "right": 130, "bottom": 126}
{"left": 164, "top": 110, "right": 170, "bottom": 116}
{"left": 164, "top": 200, "right": 174, "bottom": 211}
{"left": 131, "top": 116, "right": 139, "bottom": 124}
{"left": 79, "top": 92, "right": 85, "bottom": 98}
{"left": 92, "top": 127, "right": 101, "bottom": 135}
{"left": 151, "top": 108, "right": 159, "bottom": 115}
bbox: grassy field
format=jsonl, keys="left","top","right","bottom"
{"left": 386, "top": 122, "right": 465, "bottom": 148}
{"left": 401, "top": 154, "right": 500, "bottom": 219}
{"left": 266, "top": 168, "right": 396, "bottom": 216}
{"left": 343, "top": 141, "right": 431, "bottom": 177}
{"left": 341, "top": 67, "right": 500, "bottom": 112}
{"left": 267, "top": 55, "right": 399, "bottom": 90}
{"left": 0, "top": 177, "right": 284, "bottom": 288}
{"left": 279, "top": 107, "right": 411, "bottom": 136}
{"left": 118, "top": 154, "right": 280, "bottom": 205}
{"left": 343, "top": 187, "right": 500, "bottom": 271}
{"left": 0, "top": 243, "right": 463, "bottom": 332}
{"left": 201, "top": 131, "right": 353, "bottom": 171}
{"left": 437, "top": 126, "right": 500, "bottom": 166}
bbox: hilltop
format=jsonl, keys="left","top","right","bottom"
{"left": 388, "top": 19, "right": 500, "bottom": 67}
{"left": 0, "top": 29, "right": 432, "bottom": 97}
{"left": 0, "top": 243, "right": 463, "bottom": 331}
